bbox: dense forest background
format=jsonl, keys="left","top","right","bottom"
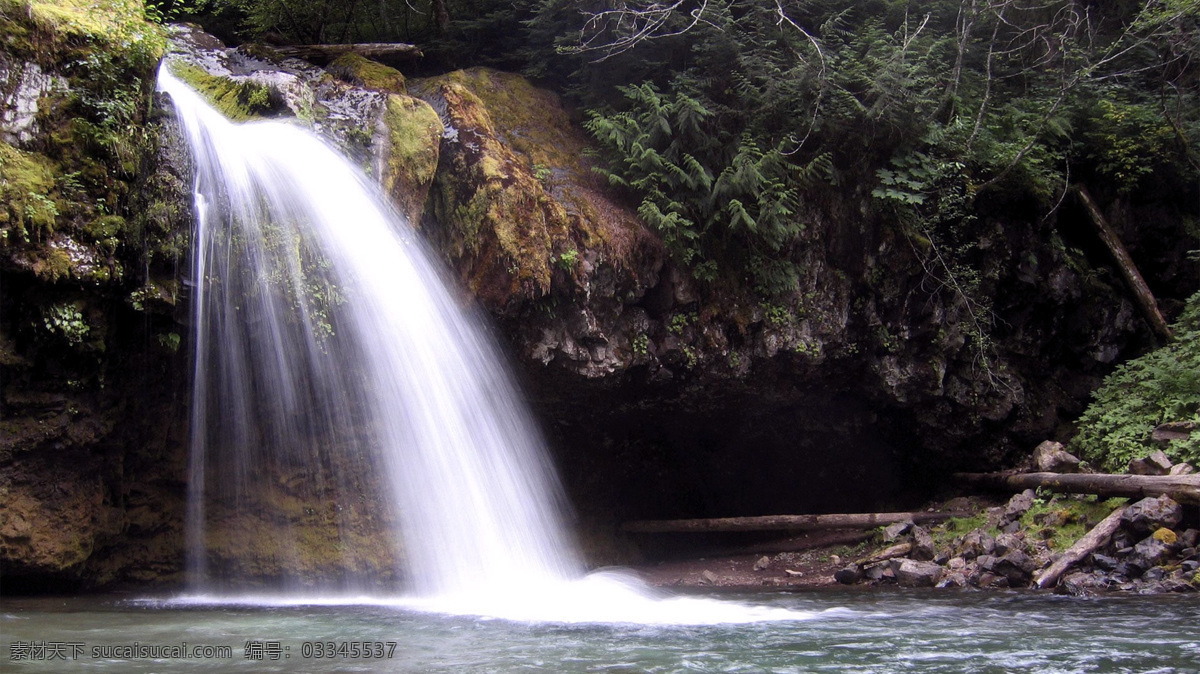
{"left": 165, "top": 0, "right": 1200, "bottom": 290}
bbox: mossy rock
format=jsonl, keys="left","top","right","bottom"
{"left": 381, "top": 94, "right": 441, "bottom": 226}
{"left": 1, "top": 0, "right": 164, "bottom": 67}
{"left": 421, "top": 79, "right": 558, "bottom": 309}
{"left": 412, "top": 68, "right": 657, "bottom": 313}
{"left": 327, "top": 53, "right": 406, "bottom": 92}
{"left": 0, "top": 141, "right": 60, "bottom": 244}
{"left": 168, "top": 61, "right": 286, "bottom": 121}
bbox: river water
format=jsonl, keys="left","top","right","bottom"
{"left": 4, "top": 589, "right": 1198, "bottom": 672}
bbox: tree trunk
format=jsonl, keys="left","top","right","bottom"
{"left": 953, "top": 471, "right": 1200, "bottom": 505}
{"left": 1075, "top": 185, "right": 1173, "bottom": 342}
{"left": 431, "top": 0, "right": 451, "bottom": 35}
{"left": 1033, "top": 504, "right": 1128, "bottom": 589}
{"left": 621, "top": 511, "right": 964, "bottom": 534}
{"left": 272, "top": 43, "right": 423, "bottom": 65}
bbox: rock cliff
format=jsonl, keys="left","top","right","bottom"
{"left": 2, "top": 11, "right": 1194, "bottom": 590}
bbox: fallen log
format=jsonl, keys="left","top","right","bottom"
{"left": 953, "top": 471, "right": 1200, "bottom": 505}
{"left": 706, "top": 531, "right": 873, "bottom": 557}
{"left": 621, "top": 511, "right": 966, "bottom": 534}
{"left": 1075, "top": 185, "right": 1173, "bottom": 342}
{"left": 1034, "top": 504, "right": 1128, "bottom": 589}
{"left": 272, "top": 43, "right": 423, "bottom": 65}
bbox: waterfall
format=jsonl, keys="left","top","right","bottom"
{"left": 160, "top": 64, "right": 812, "bottom": 624}
{"left": 160, "top": 67, "right": 578, "bottom": 598}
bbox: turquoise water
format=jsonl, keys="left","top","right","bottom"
{"left": 4, "top": 589, "right": 1198, "bottom": 672}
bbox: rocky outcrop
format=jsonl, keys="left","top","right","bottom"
{"left": 833, "top": 493, "right": 1199, "bottom": 594}
{"left": 0, "top": 0, "right": 192, "bottom": 590}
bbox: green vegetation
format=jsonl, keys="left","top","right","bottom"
{"left": 1071, "top": 293, "right": 1200, "bottom": 471}
{"left": 1018, "top": 494, "right": 1126, "bottom": 552}
{"left": 631, "top": 332, "right": 649, "bottom": 357}
{"left": 40, "top": 302, "right": 91, "bottom": 345}
{"left": 561, "top": 0, "right": 1200, "bottom": 307}
{"left": 585, "top": 84, "right": 820, "bottom": 292}
{"left": 326, "top": 53, "right": 407, "bottom": 92}
{"left": 1, "top": 0, "right": 170, "bottom": 281}
{"left": 0, "top": 143, "right": 60, "bottom": 244}
{"left": 168, "top": 62, "right": 282, "bottom": 121}
{"left": 555, "top": 248, "right": 578, "bottom": 271}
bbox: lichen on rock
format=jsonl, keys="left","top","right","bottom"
{"left": 380, "top": 93, "right": 441, "bottom": 226}
{"left": 326, "top": 52, "right": 406, "bottom": 93}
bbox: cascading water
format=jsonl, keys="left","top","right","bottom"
{"left": 163, "top": 66, "right": 577, "bottom": 598}
{"left": 160, "top": 63, "right": 813, "bottom": 623}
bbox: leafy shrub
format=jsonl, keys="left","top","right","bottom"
{"left": 1071, "top": 293, "right": 1200, "bottom": 471}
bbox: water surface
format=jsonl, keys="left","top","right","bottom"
{"left": 4, "top": 589, "right": 1198, "bottom": 672}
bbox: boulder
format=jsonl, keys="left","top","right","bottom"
{"left": 911, "top": 526, "right": 936, "bottom": 561}
{"left": 1151, "top": 421, "right": 1197, "bottom": 444}
{"left": 883, "top": 520, "right": 913, "bottom": 542}
{"left": 994, "top": 550, "right": 1037, "bottom": 587}
{"left": 753, "top": 555, "right": 771, "bottom": 571}
{"left": 1121, "top": 495, "right": 1183, "bottom": 534}
{"left": 379, "top": 94, "right": 443, "bottom": 226}
{"left": 1169, "top": 462, "right": 1195, "bottom": 476}
{"left": 1131, "top": 536, "right": 1172, "bottom": 570}
{"left": 413, "top": 67, "right": 657, "bottom": 318}
{"left": 1001, "top": 489, "right": 1036, "bottom": 526}
{"left": 863, "top": 563, "right": 890, "bottom": 581}
{"left": 1128, "top": 449, "right": 1174, "bottom": 475}
{"left": 936, "top": 572, "right": 969, "bottom": 588}
{"left": 958, "top": 530, "right": 996, "bottom": 559}
{"left": 894, "top": 558, "right": 943, "bottom": 587}
{"left": 834, "top": 564, "right": 863, "bottom": 585}
{"left": 1033, "top": 440, "right": 1082, "bottom": 473}
{"left": 1058, "top": 571, "right": 1107, "bottom": 597}
{"left": 994, "top": 532, "right": 1026, "bottom": 555}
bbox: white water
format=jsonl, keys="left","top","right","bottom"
{"left": 159, "top": 66, "right": 814, "bottom": 624}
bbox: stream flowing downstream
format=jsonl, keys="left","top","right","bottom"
{"left": 4, "top": 591, "right": 1199, "bottom": 672}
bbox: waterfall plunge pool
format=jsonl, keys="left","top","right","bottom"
{"left": 4, "top": 589, "right": 1198, "bottom": 672}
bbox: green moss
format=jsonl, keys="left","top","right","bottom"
{"left": 381, "top": 94, "right": 441, "bottom": 223}
{"left": 1019, "top": 495, "right": 1127, "bottom": 551}
{"left": 168, "top": 62, "right": 283, "bottom": 121}
{"left": 415, "top": 67, "right": 650, "bottom": 284}
{"left": 930, "top": 512, "right": 994, "bottom": 550}
{"left": 0, "top": 142, "right": 61, "bottom": 243}
{"left": 327, "top": 53, "right": 406, "bottom": 92}
{"left": 4, "top": 0, "right": 164, "bottom": 66}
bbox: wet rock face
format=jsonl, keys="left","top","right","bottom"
{"left": 411, "top": 67, "right": 661, "bottom": 326}
{"left": 427, "top": 67, "right": 1196, "bottom": 522}
{"left": 0, "top": 1, "right": 192, "bottom": 591}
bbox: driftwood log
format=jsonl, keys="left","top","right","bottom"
{"left": 272, "top": 43, "right": 423, "bottom": 65}
{"left": 954, "top": 471, "right": 1200, "bottom": 505}
{"left": 1075, "top": 185, "right": 1173, "bottom": 342}
{"left": 621, "top": 511, "right": 965, "bottom": 534}
{"left": 1033, "top": 504, "right": 1129, "bottom": 589}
